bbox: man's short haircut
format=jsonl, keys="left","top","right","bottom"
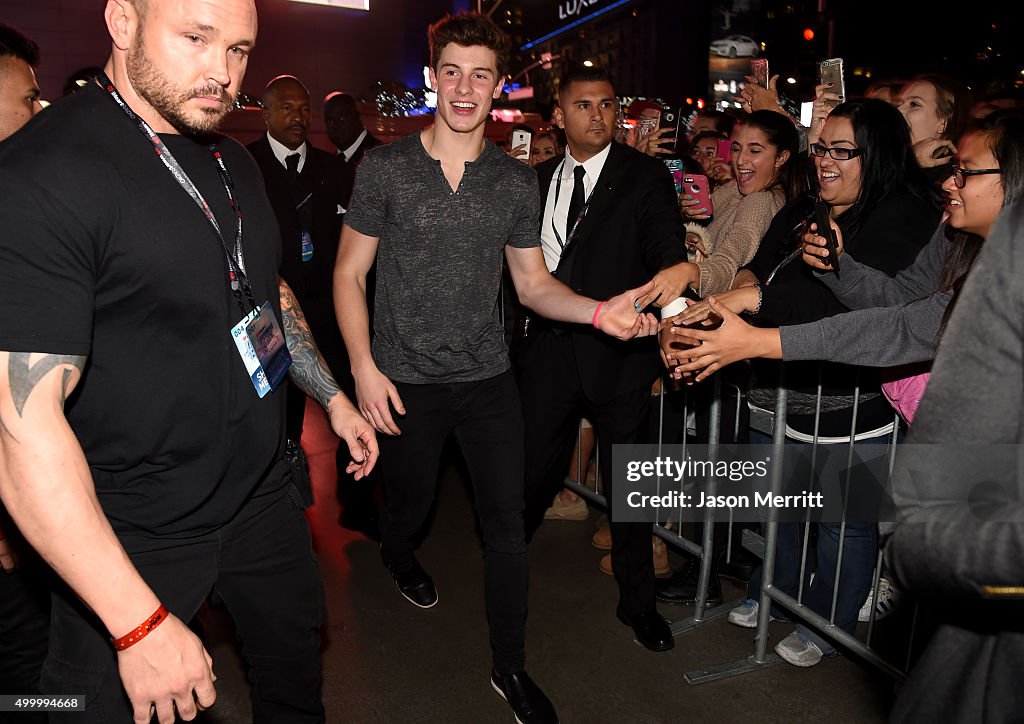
{"left": 0, "top": 23, "right": 40, "bottom": 67}
{"left": 428, "top": 12, "right": 510, "bottom": 79}
{"left": 263, "top": 75, "right": 309, "bottom": 106}
{"left": 324, "top": 91, "right": 358, "bottom": 112}
{"left": 557, "top": 66, "right": 614, "bottom": 102}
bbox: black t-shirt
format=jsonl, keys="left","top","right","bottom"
{"left": 743, "top": 189, "right": 940, "bottom": 437}
{"left": 0, "top": 83, "right": 286, "bottom": 537}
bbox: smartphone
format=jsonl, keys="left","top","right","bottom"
{"left": 663, "top": 158, "right": 684, "bottom": 196}
{"left": 814, "top": 199, "right": 841, "bottom": 275}
{"left": 683, "top": 174, "right": 713, "bottom": 216}
{"left": 751, "top": 58, "right": 769, "bottom": 88}
{"left": 799, "top": 100, "right": 814, "bottom": 127}
{"left": 637, "top": 117, "right": 658, "bottom": 138}
{"left": 511, "top": 129, "right": 532, "bottom": 161}
{"left": 681, "top": 108, "right": 699, "bottom": 138}
{"left": 659, "top": 106, "right": 680, "bottom": 150}
{"left": 715, "top": 138, "right": 732, "bottom": 164}
{"left": 818, "top": 58, "right": 845, "bottom": 109}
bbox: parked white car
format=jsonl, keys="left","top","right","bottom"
{"left": 709, "top": 35, "right": 759, "bottom": 58}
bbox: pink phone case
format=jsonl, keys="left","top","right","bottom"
{"left": 715, "top": 139, "right": 732, "bottom": 164}
{"left": 683, "top": 174, "right": 713, "bottom": 216}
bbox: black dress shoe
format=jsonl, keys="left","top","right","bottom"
{"left": 616, "top": 609, "right": 675, "bottom": 652}
{"left": 655, "top": 558, "right": 723, "bottom": 606}
{"left": 490, "top": 670, "right": 558, "bottom": 724}
{"left": 718, "top": 551, "right": 757, "bottom": 584}
{"left": 384, "top": 560, "right": 438, "bottom": 609}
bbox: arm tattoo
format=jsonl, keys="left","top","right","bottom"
{"left": 8, "top": 353, "right": 86, "bottom": 416}
{"left": 1, "top": 353, "right": 86, "bottom": 441}
{"left": 279, "top": 281, "right": 342, "bottom": 410}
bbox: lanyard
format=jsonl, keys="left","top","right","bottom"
{"left": 765, "top": 202, "right": 819, "bottom": 286}
{"left": 551, "top": 159, "right": 596, "bottom": 250}
{"left": 96, "top": 72, "right": 257, "bottom": 315}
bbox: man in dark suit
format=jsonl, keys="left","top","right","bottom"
{"left": 519, "top": 66, "right": 691, "bottom": 652}
{"left": 247, "top": 76, "right": 374, "bottom": 532}
{"left": 323, "top": 91, "right": 382, "bottom": 209}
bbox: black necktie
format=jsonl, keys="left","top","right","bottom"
{"left": 566, "top": 164, "right": 587, "bottom": 243}
{"left": 285, "top": 152, "right": 300, "bottom": 186}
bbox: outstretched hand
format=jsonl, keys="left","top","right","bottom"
{"left": 667, "top": 286, "right": 760, "bottom": 329}
{"left": 635, "top": 262, "right": 699, "bottom": 309}
{"left": 596, "top": 281, "right": 660, "bottom": 340}
{"left": 662, "top": 296, "right": 777, "bottom": 383}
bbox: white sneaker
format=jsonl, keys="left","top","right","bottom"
{"left": 858, "top": 577, "right": 902, "bottom": 622}
{"left": 728, "top": 598, "right": 782, "bottom": 628}
{"left": 728, "top": 599, "right": 760, "bottom": 628}
{"left": 774, "top": 631, "right": 823, "bottom": 667}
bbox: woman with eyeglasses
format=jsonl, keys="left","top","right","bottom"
{"left": 664, "top": 111, "right": 1021, "bottom": 410}
{"left": 656, "top": 99, "right": 942, "bottom": 667}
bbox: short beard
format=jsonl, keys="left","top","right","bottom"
{"left": 127, "top": 32, "right": 235, "bottom": 136}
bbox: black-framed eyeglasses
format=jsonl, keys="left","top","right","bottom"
{"left": 809, "top": 143, "right": 864, "bottom": 161}
{"left": 951, "top": 166, "right": 1001, "bottom": 189}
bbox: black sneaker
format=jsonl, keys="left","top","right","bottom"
{"left": 384, "top": 559, "right": 438, "bottom": 609}
{"left": 490, "top": 670, "right": 558, "bottom": 724}
{"left": 655, "top": 558, "right": 722, "bottom": 606}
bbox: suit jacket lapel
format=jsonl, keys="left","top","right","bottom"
{"left": 536, "top": 156, "right": 559, "bottom": 210}
{"left": 559, "top": 142, "right": 628, "bottom": 258}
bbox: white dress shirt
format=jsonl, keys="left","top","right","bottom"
{"left": 340, "top": 129, "right": 368, "bottom": 162}
{"left": 539, "top": 142, "right": 612, "bottom": 272}
{"left": 266, "top": 132, "right": 307, "bottom": 173}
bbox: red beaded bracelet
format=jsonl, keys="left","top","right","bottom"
{"left": 591, "top": 301, "right": 607, "bottom": 330}
{"left": 112, "top": 604, "right": 169, "bottom": 651}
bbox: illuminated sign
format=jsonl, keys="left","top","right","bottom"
{"left": 287, "top": 0, "right": 369, "bottom": 9}
{"left": 559, "top": 0, "right": 606, "bottom": 21}
{"left": 522, "top": 0, "right": 632, "bottom": 51}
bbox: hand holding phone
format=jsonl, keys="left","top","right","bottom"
{"left": 510, "top": 129, "right": 532, "bottom": 163}
{"left": 637, "top": 118, "right": 658, "bottom": 138}
{"left": 818, "top": 58, "right": 845, "bottom": 110}
{"left": 813, "top": 200, "right": 841, "bottom": 275}
{"left": 682, "top": 174, "right": 713, "bottom": 218}
{"left": 715, "top": 138, "right": 732, "bottom": 164}
{"left": 751, "top": 59, "right": 769, "bottom": 89}
{"left": 659, "top": 106, "right": 680, "bottom": 150}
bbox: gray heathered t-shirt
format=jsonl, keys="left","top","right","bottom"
{"left": 345, "top": 131, "right": 541, "bottom": 384}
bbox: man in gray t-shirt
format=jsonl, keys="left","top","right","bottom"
{"left": 334, "top": 13, "right": 656, "bottom": 724}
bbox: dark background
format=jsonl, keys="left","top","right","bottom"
{"left": 2, "top": 0, "right": 1019, "bottom": 122}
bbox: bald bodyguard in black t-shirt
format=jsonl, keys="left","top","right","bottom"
{"left": 0, "top": 1, "right": 376, "bottom": 722}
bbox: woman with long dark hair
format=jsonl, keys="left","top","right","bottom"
{"left": 658, "top": 99, "right": 943, "bottom": 667}
{"left": 663, "top": 110, "right": 809, "bottom": 299}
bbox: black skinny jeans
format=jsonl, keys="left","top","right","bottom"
{"left": 377, "top": 371, "right": 529, "bottom": 675}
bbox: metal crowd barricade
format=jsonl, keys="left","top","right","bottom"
{"left": 673, "top": 368, "right": 918, "bottom": 685}
{"left": 560, "top": 375, "right": 746, "bottom": 630}
{"left": 501, "top": 277, "right": 919, "bottom": 684}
